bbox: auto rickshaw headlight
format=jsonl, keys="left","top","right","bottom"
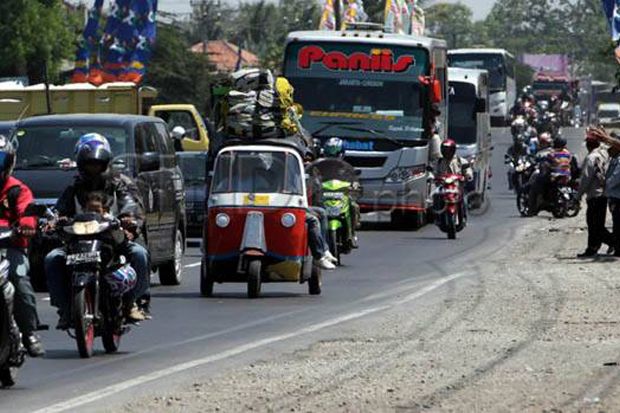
{"left": 215, "top": 213, "right": 230, "bottom": 228}
{"left": 281, "top": 213, "right": 296, "bottom": 228}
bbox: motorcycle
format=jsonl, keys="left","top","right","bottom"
{"left": 0, "top": 229, "right": 25, "bottom": 388}
{"left": 506, "top": 154, "right": 535, "bottom": 195}
{"left": 517, "top": 176, "right": 580, "bottom": 218}
{"left": 312, "top": 158, "right": 361, "bottom": 265}
{"left": 0, "top": 204, "right": 46, "bottom": 386}
{"left": 56, "top": 212, "right": 135, "bottom": 358}
{"left": 433, "top": 173, "right": 466, "bottom": 240}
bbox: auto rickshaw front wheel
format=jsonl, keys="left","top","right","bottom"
{"left": 309, "top": 265, "right": 322, "bottom": 295}
{"left": 247, "top": 260, "right": 262, "bottom": 299}
{"left": 200, "top": 260, "right": 214, "bottom": 297}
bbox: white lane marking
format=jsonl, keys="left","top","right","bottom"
{"left": 184, "top": 262, "right": 201, "bottom": 269}
{"left": 361, "top": 271, "right": 469, "bottom": 303}
{"left": 34, "top": 271, "right": 469, "bottom": 413}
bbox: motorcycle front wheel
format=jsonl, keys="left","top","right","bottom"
{"left": 516, "top": 189, "right": 530, "bottom": 217}
{"left": 73, "top": 288, "right": 95, "bottom": 358}
{"left": 446, "top": 214, "right": 457, "bottom": 240}
{"left": 328, "top": 229, "right": 340, "bottom": 266}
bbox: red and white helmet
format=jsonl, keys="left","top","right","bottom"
{"left": 441, "top": 139, "right": 457, "bottom": 159}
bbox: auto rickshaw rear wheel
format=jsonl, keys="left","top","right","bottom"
{"left": 247, "top": 260, "right": 262, "bottom": 299}
{"left": 309, "top": 265, "right": 322, "bottom": 295}
{"left": 200, "top": 260, "right": 214, "bottom": 297}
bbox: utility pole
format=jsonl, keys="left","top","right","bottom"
{"left": 334, "top": 0, "right": 342, "bottom": 30}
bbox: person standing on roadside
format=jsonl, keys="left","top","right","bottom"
{"left": 591, "top": 127, "right": 620, "bottom": 257}
{"left": 577, "top": 130, "right": 613, "bottom": 257}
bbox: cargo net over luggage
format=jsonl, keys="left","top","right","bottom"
{"left": 225, "top": 69, "right": 305, "bottom": 141}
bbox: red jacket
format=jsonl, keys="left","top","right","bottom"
{"left": 0, "top": 177, "right": 36, "bottom": 248}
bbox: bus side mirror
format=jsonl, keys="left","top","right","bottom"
{"left": 476, "top": 98, "right": 487, "bottom": 113}
{"left": 431, "top": 79, "right": 442, "bottom": 104}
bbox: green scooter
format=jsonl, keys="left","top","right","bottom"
{"left": 312, "top": 158, "right": 360, "bottom": 265}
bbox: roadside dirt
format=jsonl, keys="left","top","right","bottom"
{"left": 119, "top": 213, "right": 620, "bottom": 413}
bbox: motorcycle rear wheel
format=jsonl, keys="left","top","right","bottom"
{"left": 73, "top": 288, "right": 95, "bottom": 358}
{"left": 101, "top": 295, "right": 122, "bottom": 354}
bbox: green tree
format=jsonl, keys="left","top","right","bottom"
{"left": 145, "top": 24, "right": 217, "bottom": 114}
{"left": 424, "top": 3, "right": 474, "bottom": 49}
{"left": 0, "top": 0, "right": 78, "bottom": 83}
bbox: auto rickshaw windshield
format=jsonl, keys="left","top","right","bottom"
{"left": 212, "top": 150, "right": 303, "bottom": 195}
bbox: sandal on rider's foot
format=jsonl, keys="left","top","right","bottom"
{"left": 126, "top": 304, "right": 146, "bottom": 322}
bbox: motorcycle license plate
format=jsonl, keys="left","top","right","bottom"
{"left": 66, "top": 252, "right": 101, "bottom": 265}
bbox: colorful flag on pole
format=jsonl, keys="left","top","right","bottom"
{"left": 408, "top": 0, "right": 425, "bottom": 36}
{"left": 384, "top": 0, "right": 401, "bottom": 34}
{"left": 342, "top": 0, "right": 368, "bottom": 29}
{"left": 319, "top": 0, "right": 339, "bottom": 30}
{"left": 601, "top": 0, "right": 620, "bottom": 63}
{"left": 72, "top": 0, "right": 158, "bottom": 85}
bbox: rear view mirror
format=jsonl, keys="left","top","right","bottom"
{"left": 139, "top": 152, "right": 161, "bottom": 172}
{"left": 171, "top": 126, "right": 186, "bottom": 141}
{"left": 475, "top": 98, "right": 487, "bottom": 113}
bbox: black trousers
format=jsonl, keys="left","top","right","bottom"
{"left": 587, "top": 197, "right": 613, "bottom": 252}
{"left": 609, "top": 198, "right": 620, "bottom": 254}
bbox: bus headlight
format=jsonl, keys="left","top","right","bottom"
{"left": 384, "top": 165, "right": 426, "bottom": 183}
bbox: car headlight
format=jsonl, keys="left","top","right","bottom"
{"left": 215, "top": 213, "right": 230, "bottom": 228}
{"left": 384, "top": 165, "right": 426, "bottom": 183}
{"left": 281, "top": 213, "right": 296, "bottom": 228}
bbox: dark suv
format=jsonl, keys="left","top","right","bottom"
{"left": 12, "top": 114, "right": 186, "bottom": 289}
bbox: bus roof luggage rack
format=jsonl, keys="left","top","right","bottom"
{"left": 344, "top": 22, "right": 387, "bottom": 32}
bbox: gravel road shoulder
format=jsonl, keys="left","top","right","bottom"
{"left": 118, "top": 213, "right": 620, "bottom": 413}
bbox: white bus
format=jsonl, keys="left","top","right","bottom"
{"left": 448, "top": 68, "right": 492, "bottom": 210}
{"left": 448, "top": 48, "right": 516, "bottom": 126}
{"left": 283, "top": 26, "right": 448, "bottom": 228}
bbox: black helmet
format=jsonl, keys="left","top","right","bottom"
{"left": 440, "top": 139, "right": 457, "bottom": 160}
{"left": 553, "top": 137, "right": 567, "bottom": 149}
{"left": 0, "top": 135, "right": 16, "bottom": 185}
{"left": 75, "top": 133, "right": 112, "bottom": 177}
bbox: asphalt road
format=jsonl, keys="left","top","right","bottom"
{"left": 2, "top": 127, "right": 585, "bottom": 412}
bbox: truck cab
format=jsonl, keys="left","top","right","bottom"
{"left": 447, "top": 67, "right": 492, "bottom": 209}
{"left": 148, "top": 104, "right": 210, "bottom": 152}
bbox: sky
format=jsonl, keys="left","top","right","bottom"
{"left": 69, "top": 1, "right": 495, "bottom": 21}
{"left": 155, "top": 0, "right": 495, "bottom": 21}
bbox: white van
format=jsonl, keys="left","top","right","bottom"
{"left": 597, "top": 103, "right": 620, "bottom": 125}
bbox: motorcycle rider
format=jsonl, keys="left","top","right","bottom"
{"left": 45, "top": 134, "right": 151, "bottom": 329}
{"left": 0, "top": 135, "right": 45, "bottom": 357}
{"left": 528, "top": 136, "right": 577, "bottom": 216}
{"left": 433, "top": 139, "right": 472, "bottom": 223}
{"left": 527, "top": 133, "right": 554, "bottom": 215}
{"left": 435, "top": 139, "right": 473, "bottom": 180}
{"left": 321, "top": 137, "right": 361, "bottom": 243}
{"left": 577, "top": 130, "right": 613, "bottom": 257}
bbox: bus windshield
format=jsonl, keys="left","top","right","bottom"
{"left": 448, "top": 53, "right": 506, "bottom": 92}
{"left": 284, "top": 42, "right": 429, "bottom": 140}
{"left": 448, "top": 82, "right": 477, "bottom": 145}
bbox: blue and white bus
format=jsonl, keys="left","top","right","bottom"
{"left": 448, "top": 48, "right": 517, "bottom": 126}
